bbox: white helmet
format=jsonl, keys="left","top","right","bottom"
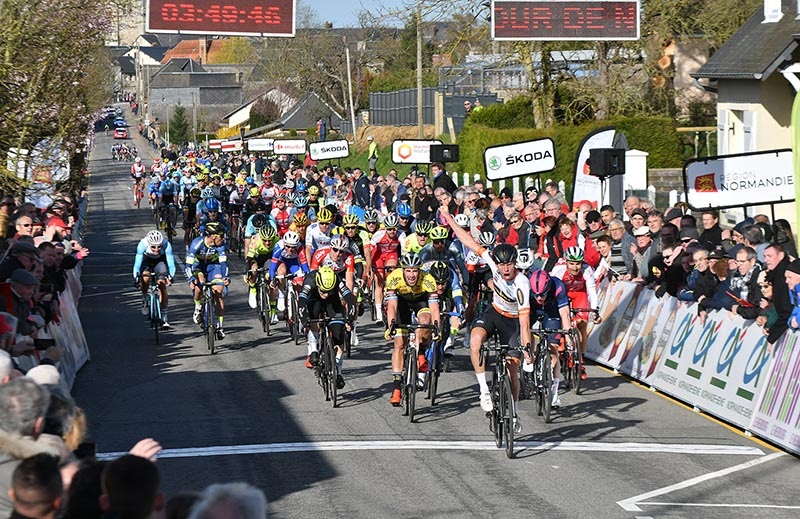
{"left": 135, "top": 157, "right": 142, "bottom": 163}
{"left": 454, "top": 214, "right": 470, "bottom": 228}
{"left": 330, "top": 235, "right": 349, "bottom": 250}
{"left": 283, "top": 231, "right": 300, "bottom": 247}
{"left": 516, "top": 248, "right": 534, "bottom": 270}
{"left": 478, "top": 231, "right": 495, "bottom": 247}
{"left": 145, "top": 230, "right": 164, "bottom": 247}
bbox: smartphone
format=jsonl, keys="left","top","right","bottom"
{"left": 33, "top": 338, "right": 56, "bottom": 350}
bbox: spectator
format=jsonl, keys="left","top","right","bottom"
{"left": 584, "top": 210, "right": 604, "bottom": 237}
{"left": 594, "top": 235, "right": 614, "bottom": 280}
{"left": 729, "top": 245, "right": 762, "bottom": 320}
{"left": 599, "top": 204, "right": 617, "bottom": 226}
{"left": 10, "top": 453, "right": 62, "bottom": 519}
{"left": 660, "top": 223, "right": 680, "bottom": 250}
{"left": 511, "top": 192, "right": 526, "bottom": 214}
{"left": 541, "top": 198, "right": 562, "bottom": 222}
{"left": 678, "top": 248, "right": 718, "bottom": 304}
{"left": 13, "top": 216, "right": 35, "bottom": 240}
{"left": 0, "top": 350, "right": 13, "bottom": 385}
{"left": 630, "top": 226, "right": 655, "bottom": 281}
{"left": 755, "top": 271, "right": 779, "bottom": 334}
{"left": 0, "top": 242, "right": 39, "bottom": 281}
{"left": 762, "top": 244, "right": 792, "bottom": 345}
{"left": 605, "top": 219, "right": 629, "bottom": 278}
{"left": 646, "top": 211, "right": 665, "bottom": 251}
{"left": 0, "top": 197, "right": 16, "bottom": 240}
{"left": 627, "top": 208, "right": 647, "bottom": 234}
{"left": 663, "top": 206, "right": 683, "bottom": 229}
{"left": 431, "top": 162, "right": 457, "bottom": 195}
{"left": 680, "top": 213, "right": 697, "bottom": 230}
{"left": 187, "top": 482, "right": 267, "bottom": 519}
{"left": 100, "top": 455, "right": 164, "bottom": 519}
{"left": 680, "top": 226, "right": 700, "bottom": 247}
{"left": 786, "top": 260, "right": 800, "bottom": 331}
{"left": 557, "top": 217, "right": 600, "bottom": 268}
{"left": 165, "top": 492, "right": 202, "bottom": 519}
{"left": 62, "top": 459, "right": 107, "bottom": 519}
{"left": 366, "top": 136, "right": 379, "bottom": 173}
{"left": 622, "top": 195, "right": 641, "bottom": 219}
{"left": 525, "top": 186, "right": 538, "bottom": 204}
{"left": 698, "top": 251, "right": 735, "bottom": 315}
{"left": 743, "top": 224, "right": 768, "bottom": 263}
{"left": 544, "top": 181, "right": 568, "bottom": 213}
{"left": 773, "top": 219, "right": 797, "bottom": 258}
{"left": 535, "top": 215, "right": 560, "bottom": 270}
{"left": 0, "top": 377, "right": 56, "bottom": 517}
{"left": 699, "top": 210, "right": 723, "bottom": 250}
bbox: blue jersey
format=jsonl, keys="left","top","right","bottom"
{"left": 530, "top": 275, "right": 569, "bottom": 323}
{"left": 269, "top": 241, "right": 310, "bottom": 279}
{"left": 245, "top": 213, "right": 277, "bottom": 238}
{"left": 198, "top": 213, "right": 229, "bottom": 235}
{"left": 186, "top": 237, "right": 228, "bottom": 276}
{"left": 159, "top": 179, "right": 178, "bottom": 197}
{"left": 149, "top": 181, "right": 162, "bottom": 195}
{"left": 133, "top": 238, "right": 176, "bottom": 279}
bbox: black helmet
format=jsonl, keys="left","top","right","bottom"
{"left": 204, "top": 222, "right": 225, "bottom": 236}
{"left": 429, "top": 261, "right": 450, "bottom": 284}
{"left": 255, "top": 201, "right": 268, "bottom": 212}
{"left": 251, "top": 214, "right": 267, "bottom": 229}
{"left": 492, "top": 243, "right": 518, "bottom": 265}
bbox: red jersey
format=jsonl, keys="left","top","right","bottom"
{"left": 271, "top": 207, "right": 291, "bottom": 237}
{"left": 311, "top": 247, "right": 355, "bottom": 274}
{"left": 370, "top": 229, "right": 400, "bottom": 258}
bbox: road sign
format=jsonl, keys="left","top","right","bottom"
{"left": 145, "top": 0, "right": 296, "bottom": 37}
{"left": 247, "top": 138, "right": 274, "bottom": 151}
{"left": 208, "top": 139, "right": 223, "bottom": 149}
{"left": 220, "top": 140, "right": 243, "bottom": 152}
{"left": 309, "top": 140, "right": 350, "bottom": 161}
{"left": 274, "top": 139, "right": 307, "bottom": 155}
{"left": 391, "top": 140, "right": 443, "bottom": 165}
{"left": 492, "top": 0, "right": 640, "bottom": 41}
{"left": 683, "top": 149, "right": 795, "bottom": 210}
{"left": 483, "top": 139, "right": 556, "bottom": 180}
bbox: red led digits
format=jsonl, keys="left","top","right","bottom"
{"left": 493, "top": 1, "right": 639, "bottom": 41}
{"left": 147, "top": 0, "right": 294, "bottom": 36}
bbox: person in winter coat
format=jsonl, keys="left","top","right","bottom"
{"left": 556, "top": 217, "right": 600, "bottom": 268}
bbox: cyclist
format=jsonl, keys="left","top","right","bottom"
{"left": 464, "top": 231, "right": 496, "bottom": 320}
{"left": 426, "top": 260, "right": 465, "bottom": 359}
{"left": 384, "top": 252, "right": 441, "bottom": 405}
{"left": 299, "top": 266, "right": 357, "bottom": 389}
{"left": 363, "top": 209, "right": 381, "bottom": 240}
{"left": 240, "top": 186, "right": 262, "bottom": 230}
{"left": 130, "top": 157, "right": 147, "bottom": 204}
{"left": 246, "top": 224, "right": 280, "bottom": 322}
{"left": 198, "top": 198, "right": 229, "bottom": 236}
{"left": 182, "top": 188, "right": 202, "bottom": 251}
{"left": 336, "top": 214, "right": 370, "bottom": 311}
{"left": 549, "top": 246, "right": 601, "bottom": 380}
{"left": 158, "top": 172, "right": 180, "bottom": 234}
{"left": 289, "top": 213, "right": 309, "bottom": 243}
{"left": 185, "top": 222, "right": 231, "bottom": 339}
{"left": 148, "top": 173, "right": 163, "bottom": 208}
{"left": 419, "top": 226, "right": 468, "bottom": 287}
{"left": 307, "top": 185, "right": 323, "bottom": 220}
{"left": 258, "top": 172, "right": 276, "bottom": 213}
{"left": 270, "top": 193, "right": 291, "bottom": 237}
{"left": 528, "top": 269, "right": 572, "bottom": 408}
{"left": 104, "top": 123, "right": 110, "bottom": 135}
{"left": 305, "top": 207, "right": 334, "bottom": 260}
{"left": 179, "top": 167, "right": 198, "bottom": 203}
{"left": 368, "top": 213, "right": 401, "bottom": 322}
{"left": 310, "top": 234, "right": 356, "bottom": 292}
{"left": 244, "top": 201, "right": 275, "bottom": 254}
{"left": 269, "top": 230, "right": 311, "bottom": 315}
{"left": 292, "top": 195, "right": 310, "bottom": 222}
{"left": 150, "top": 157, "right": 165, "bottom": 178}
{"left": 219, "top": 173, "right": 237, "bottom": 213}
{"left": 133, "top": 230, "right": 176, "bottom": 328}
{"left": 440, "top": 208, "right": 531, "bottom": 429}
{"left": 397, "top": 202, "right": 414, "bottom": 238}
{"left": 401, "top": 220, "right": 432, "bottom": 254}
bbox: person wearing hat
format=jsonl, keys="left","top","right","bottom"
{"left": 627, "top": 208, "right": 648, "bottom": 234}
{"left": 0, "top": 242, "right": 39, "bottom": 282}
{"left": 663, "top": 207, "right": 683, "bottom": 228}
{"left": 630, "top": 225, "right": 654, "bottom": 281}
{"left": 6, "top": 269, "right": 40, "bottom": 339}
{"left": 679, "top": 226, "right": 700, "bottom": 246}
{"left": 583, "top": 210, "right": 605, "bottom": 237}
{"left": 367, "top": 135, "right": 379, "bottom": 173}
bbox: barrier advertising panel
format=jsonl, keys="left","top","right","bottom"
{"left": 309, "top": 139, "right": 350, "bottom": 161}
{"left": 391, "top": 139, "right": 442, "bottom": 164}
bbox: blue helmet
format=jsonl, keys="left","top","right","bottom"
{"left": 294, "top": 195, "right": 308, "bottom": 208}
{"left": 205, "top": 198, "right": 220, "bottom": 212}
{"left": 397, "top": 203, "right": 412, "bottom": 218}
{"left": 245, "top": 176, "right": 255, "bottom": 186}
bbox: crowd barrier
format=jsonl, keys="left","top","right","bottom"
{"left": 585, "top": 280, "right": 800, "bottom": 455}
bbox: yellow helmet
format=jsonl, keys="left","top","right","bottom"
{"left": 258, "top": 225, "right": 277, "bottom": 242}
{"left": 249, "top": 187, "right": 260, "bottom": 197}
{"left": 317, "top": 208, "right": 333, "bottom": 223}
{"left": 315, "top": 266, "right": 338, "bottom": 292}
{"left": 430, "top": 226, "right": 449, "bottom": 240}
{"left": 342, "top": 214, "right": 359, "bottom": 226}
{"left": 309, "top": 185, "right": 320, "bottom": 195}
{"left": 293, "top": 213, "right": 309, "bottom": 227}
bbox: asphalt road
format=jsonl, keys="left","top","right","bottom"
{"left": 71, "top": 104, "right": 799, "bottom": 519}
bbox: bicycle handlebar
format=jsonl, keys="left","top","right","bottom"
{"left": 388, "top": 319, "right": 439, "bottom": 338}
{"left": 535, "top": 328, "right": 572, "bottom": 335}
{"left": 570, "top": 307, "right": 598, "bottom": 314}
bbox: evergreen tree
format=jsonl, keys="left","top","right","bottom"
{"left": 169, "top": 105, "right": 190, "bottom": 145}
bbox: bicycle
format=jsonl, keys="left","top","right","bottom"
{"left": 479, "top": 333, "right": 522, "bottom": 459}
{"left": 565, "top": 307, "right": 597, "bottom": 395}
{"left": 198, "top": 280, "right": 225, "bottom": 355}
{"left": 388, "top": 318, "right": 439, "bottom": 423}
{"left": 528, "top": 325, "right": 571, "bottom": 424}
{"left": 133, "top": 180, "right": 144, "bottom": 208}
{"left": 254, "top": 267, "right": 271, "bottom": 335}
{"left": 425, "top": 332, "right": 445, "bottom": 406}
{"left": 140, "top": 273, "right": 168, "bottom": 344}
{"left": 307, "top": 316, "right": 343, "bottom": 408}
{"left": 164, "top": 203, "right": 177, "bottom": 242}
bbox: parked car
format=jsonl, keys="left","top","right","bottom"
{"left": 114, "top": 128, "right": 128, "bottom": 139}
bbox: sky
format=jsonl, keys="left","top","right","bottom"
{"left": 302, "top": 0, "right": 407, "bottom": 28}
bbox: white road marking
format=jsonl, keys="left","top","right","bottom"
{"left": 617, "top": 451, "right": 786, "bottom": 512}
{"left": 96, "top": 440, "right": 764, "bottom": 460}
{"left": 638, "top": 502, "right": 800, "bottom": 510}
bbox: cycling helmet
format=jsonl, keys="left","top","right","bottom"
{"left": 189, "top": 188, "right": 201, "bottom": 198}
{"left": 145, "top": 230, "right": 163, "bottom": 247}
{"left": 342, "top": 214, "right": 360, "bottom": 226}
{"left": 258, "top": 225, "right": 277, "bottom": 242}
{"left": 364, "top": 209, "right": 379, "bottom": 223}
{"left": 135, "top": 157, "right": 142, "bottom": 163}
{"left": 204, "top": 198, "right": 220, "bottom": 212}
{"left": 295, "top": 183, "right": 308, "bottom": 194}
{"left": 196, "top": 173, "right": 207, "bottom": 182}
{"left": 397, "top": 203, "right": 412, "bottom": 218}
{"left": 330, "top": 235, "right": 349, "bottom": 251}
{"left": 286, "top": 192, "right": 297, "bottom": 203}
{"left": 204, "top": 222, "right": 225, "bottom": 236}
{"left": 317, "top": 208, "right": 333, "bottom": 223}
{"left": 399, "top": 252, "right": 422, "bottom": 269}
{"left": 564, "top": 246, "right": 584, "bottom": 263}
{"left": 383, "top": 213, "right": 400, "bottom": 229}
{"left": 283, "top": 231, "right": 301, "bottom": 247}
{"left": 294, "top": 195, "right": 308, "bottom": 209}
{"left": 454, "top": 214, "right": 470, "bottom": 229}
{"left": 248, "top": 187, "right": 260, "bottom": 197}
{"left": 251, "top": 214, "right": 267, "bottom": 229}
{"left": 254, "top": 201, "right": 268, "bottom": 212}
{"left": 245, "top": 176, "right": 255, "bottom": 186}
{"left": 529, "top": 269, "right": 552, "bottom": 296}
{"left": 516, "top": 248, "right": 534, "bottom": 270}
{"left": 492, "top": 243, "right": 518, "bottom": 264}
{"left": 478, "top": 231, "right": 495, "bottom": 247}
{"left": 171, "top": 171, "right": 181, "bottom": 179}
{"left": 223, "top": 173, "right": 234, "bottom": 181}
{"left": 429, "top": 226, "right": 449, "bottom": 241}
{"left": 308, "top": 185, "right": 320, "bottom": 195}
{"left": 316, "top": 266, "right": 338, "bottom": 292}
{"left": 429, "top": 261, "right": 450, "bottom": 284}
{"left": 275, "top": 191, "right": 287, "bottom": 201}
{"left": 415, "top": 221, "right": 433, "bottom": 235}
{"left": 285, "top": 179, "right": 295, "bottom": 190}
{"left": 293, "top": 213, "right": 309, "bottom": 227}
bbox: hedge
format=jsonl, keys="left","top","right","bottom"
{"left": 456, "top": 117, "right": 682, "bottom": 199}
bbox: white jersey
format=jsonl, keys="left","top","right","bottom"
{"left": 305, "top": 222, "right": 331, "bottom": 253}
{"left": 550, "top": 259, "right": 599, "bottom": 308}
{"left": 481, "top": 249, "right": 530, "bottom": 318}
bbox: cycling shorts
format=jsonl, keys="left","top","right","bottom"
{"left": 374, "top": 252, "right": 398, "bottom": 272}
{"left": 568, "top": 292, "right": 590, "bottom": 322}
{"left": 139, "top": 257, "right": 168, "bottom": 277}
{"left": 474, "top": 305, "right": 521, "bottom": 350}
{"left": 395, "top": 300, "right": 430, "bottom": 336}
{"left": 195, "top": 263, "right": 225, "bottom": 281}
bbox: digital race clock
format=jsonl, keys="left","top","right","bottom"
{"left": 492, "top": 0, "right": 640, "bottom": 41}
{"left": 146, "top": 0, "right": 295, "bottom": 37}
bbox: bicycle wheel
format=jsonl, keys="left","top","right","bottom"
{"left": 205, "top": 296, "right": 215, "bottom": 355}
{"left": 328, "top": 332, "right": 338, "bottom": 408}
{"left": 428, "top": 343, "right": 441, "bottom": 406}
{"left": 539, "top": 348, "right": 553, "bottom": 423}
{"left": 150, "top": 292, "right": 161, "bottom": 345}
{"left": 292, "top": 294, "right": 301, "bottom": 345}
{"left": 368, "top": 282, "right": 376, "bottom": 322}
{"left": 319, "top": 332, "right": 330, "bottom": 402}
{"left": 259, "top": 283, "right": 269, "bottom": 334}
{"left": 405, "top": 347, "right": 419, "bottom": 422}
{"left": 491, "top": 370, "right": 502, "bottom": 448}
{"left": 345, "top": 327, "right": 351, "bottom": 358}
{"left": 570, "top": 329, "right": 583, "bottom": 395}
{"left": 502, "top": 372, "right": 515, "bottom": 459}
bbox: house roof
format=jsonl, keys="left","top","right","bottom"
{"left": 693, "top": 1, "right": 800, "bottom": 80}
{"left": 161, "top": 38, "right": 225, "bottom": 64}
{"left": 245, "top": 92, "right": 344, "bottom": 136}
{"left": 157, "top": 58, "right": 206, "bottom": 74}
{"left": 221, "top": 86, "right": 298, "bottom": 121}
{"left": 117, "top": 56, "right": 136, "bottom": 76}
{"left": 140, "top": 46, "right": 168, "bottom": 62}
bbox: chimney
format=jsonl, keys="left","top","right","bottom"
{"left": 199, "top": 37, "right": 207, "bottom": 63}
{"left": 763, "top": 0, "right": 783, "bottom": 23}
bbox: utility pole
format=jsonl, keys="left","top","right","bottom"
{"left": 192, "top": 92, "right": 197, "bottom": 147}
{"left": 345, "top": 38, "right": 358, "bottom": 142}
{"left": 416, "top": 5, "right": 423, "bottom": 139}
